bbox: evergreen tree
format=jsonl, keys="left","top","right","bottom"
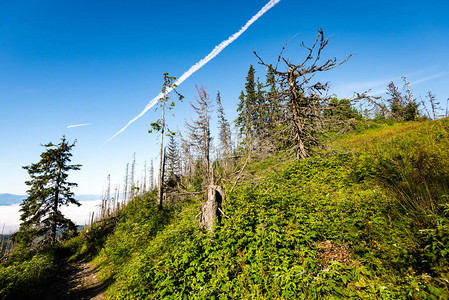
{"left": 245, "top": 65, "right": 257, "bottom": 134}
{"left": 263, "top": 64, "right": 287, "bottom": 148}
{"left": 19, "top": 136, "right": 81, "bottom": 244}
{"left": 235, "top": 90, "right": 248, "bottom": 139}
{"left": 236, "top": 65, "right": 257, "bottom": 148}
{"left": 216, "top": 91, "right": 232, "bottom": 157}
{"left": 166, "top": 134, "right": 179, "bottom": 186}
{"left": 386, "top": 81, "right": 419, "bottom": 121}
{"left": 265, "top": 64, "right": 284, "bottom": 127}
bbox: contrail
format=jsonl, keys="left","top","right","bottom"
{"left": 106, "top": 0, "right": 281, "bottom": 143}
{"left": 67, "top": 123, "right": 92, "bottom": 128}
{"left": 410, "top": 72, "right": 449, "bottom": 86}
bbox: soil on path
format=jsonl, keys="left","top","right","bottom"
{"left": 44, "top": 261, "right": 107, "bottom": 300}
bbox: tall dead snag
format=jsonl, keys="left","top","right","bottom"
{"left": 149, "top": 159, "right": 154, "bottom": 190}
{"left": 254, "top": 29, "right": 351, "bottom": 159}
{"left": 149, "top": 73, "right": 183, "bottom": 210}
{"left": 185, "top": 85, "right": 214, "bottom": 186}
{"left": 199, "top": 185, "right": 225, "bottom": 232}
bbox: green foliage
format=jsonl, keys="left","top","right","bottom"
{"left": 87, "top": 119, "right": 449, "bottom": 299}
{"left": 0, "top": 251, "right": 57, "bottom": 299}
{"left": 18, "top": 136, "right": 81, "bottom": 245}
{"left": 15, "top": 118, "right": 441, "bottom": 299}
{"left": 66, "top": 220, "right": 116, "bottom": 262}
{"left": 326, "top": 98, "right": 361, "bottom": 120}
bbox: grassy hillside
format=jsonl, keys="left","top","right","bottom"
{"left": 2, "top": 118, "right": 448, "bottom": 299}
{"left": 71, "top": 118, "right": 446, "bottom": 299}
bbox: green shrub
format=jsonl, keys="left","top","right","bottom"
{"left": 0, "top": 252, "right": 57, "bottom": 299}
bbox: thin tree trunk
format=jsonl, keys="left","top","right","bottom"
{"left": 124, "top": 163, "right": 129, "bottom": 203}
{"left": 159, "top": 147, "right": 166, "bottom": 209}
{"left": 51, "top": 164, "right": 61, "bottom": 244}
{"left": 158, "top": 77, "right": 167, "bottom": 210}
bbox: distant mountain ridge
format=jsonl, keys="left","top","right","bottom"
{"left": 0, "top": 194, "right": 25, "bottom": 206}
{"left": 0, "top": 193, "right": 101, "bottom": 206}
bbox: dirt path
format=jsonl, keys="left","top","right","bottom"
{"left": 44, "top": 261, "right": 107, "bottom": 300}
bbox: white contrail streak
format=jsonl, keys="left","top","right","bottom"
{"left": 410, "top": 72, "right": 449, "bottom": 86}
{"left": 106, "top": 0, "right": 281, "bottom": 143}
{"left": 367, "top": 71, "right": 449, "bottom": 96}
{"left": 67, "top": 123, "right": 92, "bottom": 128}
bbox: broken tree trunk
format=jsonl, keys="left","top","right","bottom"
{"left": 199, "top": 185, "right": 225, "bottom": 232}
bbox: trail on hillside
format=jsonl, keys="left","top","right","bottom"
{"left": 44, "top": 261, "right": 106, "bottom": 300}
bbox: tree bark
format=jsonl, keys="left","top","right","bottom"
{"left": 199, "top": 185, "right": 224, "bottom": 232}
{"left": 158, "top": 76, "right": 167, "bottom": 210}
{"left": 51, "top": 164, "right": 61, "bottom": 244}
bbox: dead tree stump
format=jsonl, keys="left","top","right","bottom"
{"left": 199, "top": 185, "right": 224, "bottom": 232}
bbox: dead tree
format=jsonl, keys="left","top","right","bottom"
{"left": 123, "top": 163, "right": 129, "bottom": 203}
{"left": 427, "top": 92, "right": 442, "bottom": 120}
{"left": 149, "top": 159, "right": 154, "bottom": 190}
{"left": 254, "top": 29, "right": 351, "bottom": 159}
{"left": 185, "top": 85, "right": 214, "bottom": 185}
{"left": 178, "top": 131, "right": 192, "bottom": 178}
{"left": 199, "top": 185, "right": 225, "bottom": 232}
{"left": 130, "top": 153, "right": 136, "bottom": 199}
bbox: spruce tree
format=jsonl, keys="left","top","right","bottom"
{"left": 236, "top": 65, "right": 258, "bottom": 146}
{"left": 19, "top": 136, "right": 81, "bottom": 244}
{"left": 265, "top": 64, "right": 284, "bottom": 128}
{"left": 216, "top": 91, "right": 232, "bottom": 157}
{"left": 235, "top": 90, "right": 248, "bottom": 140}
{"left": 166, "top": 133, "right": 179, "bottom": 186}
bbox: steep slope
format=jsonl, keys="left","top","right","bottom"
{"left": 76, "top": 119, "right": 449, "bottom": 299}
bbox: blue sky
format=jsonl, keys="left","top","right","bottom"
{"left": 1, "top": 0, "right": 448, "bottom": 196}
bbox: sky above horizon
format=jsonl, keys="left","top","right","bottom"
{"left": 1, "top": 0, "right": 449, "bottom": 196}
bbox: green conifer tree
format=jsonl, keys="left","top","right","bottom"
{"left": 236, "top": 65, "right": 257, "bottom": 149}
{"left": 166, "top": 133, "right": 179, "bottom": 187}
{"left": 216, "top": 91, "right": 232, "bottom": 157}
{"left": 19, "top": 136, "right": 81, "bottom": 244}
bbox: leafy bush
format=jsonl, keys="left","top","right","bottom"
{"left": 0, "top": 252, "right": 57, "bottom": 299}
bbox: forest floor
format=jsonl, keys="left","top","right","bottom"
{"left": 44, "top": 261, "right": 107, "bottom": 300}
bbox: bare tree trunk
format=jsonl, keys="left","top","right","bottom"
{"left": 143, "top": 160, "right": 147, "bottom": 193}
{"left": 199, "top": 185, "right": 225, "bottom": 232}
{"left": 157, "top": 75, "right": 168, "bottom": 210}
{"left": 51, "top": 164, "right": 61, "bottom": 244}
{"left": 158, "top": 148, "right": 165, "bottom": 210}
{"left": 123, "top": 163, "right": 129, "bottom": 203}
{"left": 130, "top": 154, "right": 136, "bottom": 199}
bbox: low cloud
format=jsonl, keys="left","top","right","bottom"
{"left": 1, "top": 199, "right": 103, "bottom": 234}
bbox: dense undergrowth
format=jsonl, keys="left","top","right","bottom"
{"left": 0, "top": 249, "right": 57, "bottom": 299}
{"left": 88, "top": 118, "right": 449, "bottom": 299}
{"left": 2, "top": 118, "right": 448, "bottom": 299}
